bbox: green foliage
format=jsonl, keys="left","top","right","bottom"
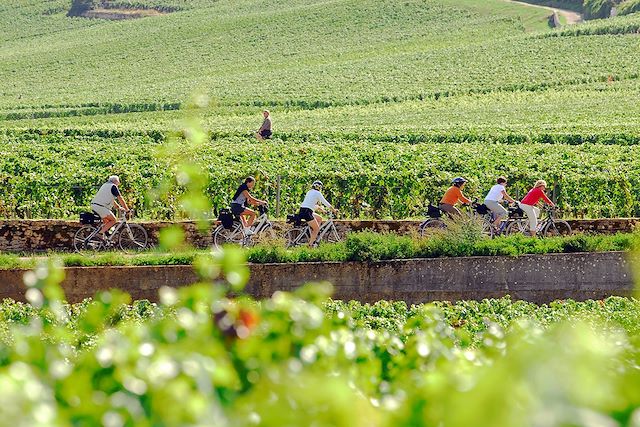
{"left": 5, "top": 134, "right": 640, "bottom": 219}
{"left": 618, "top": 0, "right": 640, "bottom": 14}
{"left": 3, "top": 253, "right": 640, "bottom": 424}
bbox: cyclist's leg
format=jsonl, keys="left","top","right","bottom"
{"left": 439, "top": 203, "right": 460, "bottom": 218}
{"left": 309, "top": 213, "right": 323, "bottom": 246}
{"left": 485, "top": 201, "right": 506, "bottom": 228}
{"left": 241, "top": 208, "right": 257, "bottom": 228}
{"left": 92, "top": 204, "right": 116, "bottom": 236}
{"left": 519, "top": 203, "right": 538, "bottom": 236}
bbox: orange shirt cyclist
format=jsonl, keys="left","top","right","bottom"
{"left": 439, "top": 177, "right": 471, "bottom": 216}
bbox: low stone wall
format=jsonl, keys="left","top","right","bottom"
{"left": 0, "top": 218, "right": 638, "bottom": 253}
{"left": 0, "top": 252, "right": 634, "bottom": 304}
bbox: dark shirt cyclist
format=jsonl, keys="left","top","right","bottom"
{"left": 231, "top": 176, "right": 267, "bottom": 234}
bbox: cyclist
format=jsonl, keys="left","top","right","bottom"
{"left": 299, "top": 180, "right": 336, "bottom": 247}
{"left": 231, "top": 176, "right": 267, "bottom": 234}
{"left": 90, "top": 175, "right": 129, "bottom": 240}
{"left": 519, "top": 180, "right": 555, "bottom": 236}
{"left": 439, "top": 177, "right": 471, "bottom": 216}
{"left": 484, "top": 176, "right": 516, "bottom": 231}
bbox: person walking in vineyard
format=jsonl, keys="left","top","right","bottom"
{"left": 230, "top": 176, "right": 268, "bottom": 234}
{"left": 298, "top": 180, "right": 337, "bottom": 247}
{"left": 439, "top": 177, "right": 471, "bottom": 216}
{"left": 484, "top": 176, "right": 515, "bottom": 231}
{"left": 518, "top": 180, "right": 555, "bottom": 236}
{"left": 255, "top": 110, "right": 272, "bottom": 141}
{"left": 90, "top": 175, "right": 129, "bottom": 240}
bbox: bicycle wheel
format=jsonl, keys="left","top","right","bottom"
{"left": 249, "top": 223, "right": 277, "bottom": 246}
{"left": 73, "top": 225, "right": 103, "bottom": 252}
{"left": 320, "top": 223, "right": 341, "bottom": 244}
{"left": 118, "top": 224, "right": 148, "bottom": 251}
{"left": 542, "top": 220, "right": 572, "bottom": 237}
{"left": 213, "top": 223, "right": 245, "bottom": 250}
{"left": 419, "top": 219, "right": 446, "bottom": 236}
{"left": 480, "top": 215, "right": 495, "bottom": 238}
{"left": 285, "top": 227, "right": 309, "bottom": 248}
{"left": 506, "top": 219, "right": 529, "bottom": 236}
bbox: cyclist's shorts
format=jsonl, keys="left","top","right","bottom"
{"left": 90, "top": 203, "right": 113, "bottom": 219}
{"left": 231, "top": 203, "right": 246, "bottom": 216}
{"left": 298, "top": 207, "right": 315, "bottom": 222}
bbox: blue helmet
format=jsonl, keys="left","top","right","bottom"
{"left": 452, "top": 177, "right": 467, "bottom": 186}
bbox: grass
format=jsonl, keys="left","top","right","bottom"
{"left": 2, "top": 231, "right": 638, "bottom": 269}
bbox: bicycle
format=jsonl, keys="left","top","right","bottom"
{"left": 73, "top": 210, "right": 148, "bottom": 252}
{"left": 506, "top": 205, "right": 572, "bottom": 237}
{"left": 285, "top": 211, "right": 341, "bottom": 248}
{"left": 477, "top": 204, "right": 528, "bottom": 238}
{"left": 418, "top": 204, "right": 447, "bottom": 235}
{"left": 212, "top": 205, "right": 275, "bottom": 250}
{"left": 419, "top": 202, "right": 485, "bottom": 236}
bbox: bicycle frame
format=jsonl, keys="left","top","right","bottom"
{"left": 289, "top": 216, "right": 337, "bottom": 246}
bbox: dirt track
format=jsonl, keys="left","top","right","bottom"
{"left": 506, "top": 0, "right": 583, "bottom": 25}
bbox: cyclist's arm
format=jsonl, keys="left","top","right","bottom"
{"left": 111, "top": 185, "right": 129, "bottom": 211}
{"left": 541, "top": 191, "right": 554, "bottom": 206}
{"left": 501, "top": 190, "right": 515, "bottom": 203}
{"left": 318, "top": 192, "right": 334, "bottom": 210}
{"left": 244, "top": 190, "right": 266, "bottom": 206}
{"left": 459, "top": 194, "right": 472, "bottom": 205}
{"left": 116, "top": 195, "right": 129, "bottom": 211}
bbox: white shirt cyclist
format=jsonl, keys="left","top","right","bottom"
{"left": 485, "top": 184, "right": 507, "bottom": 202}
{"left": 301, "top": 189, "right": 332, "bottom": 211}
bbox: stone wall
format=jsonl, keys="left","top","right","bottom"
{"left": 0, "top": 252, "right": 634, "bottom": 304}
{"left": 0, "top": 218, "right": 638, "bottom": 253}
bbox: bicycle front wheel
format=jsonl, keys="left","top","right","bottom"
{"left": 249, "top": 223, "right": 277, "bottom": 246}
{"left": 285, "top": 227, "right": 309, "bottom": 248}
{"left": 542, "top": 220, "right": 572, "bottom": 237}
{"left": 73, "top": 225, "right": 103, "bottom": 252}
{"left": 119, "top": 224, "right": 148, "bottom": 251}
{"left": 320, "top": 223, "right": 341, "bottom": 244}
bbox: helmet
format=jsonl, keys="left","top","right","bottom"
{"left": 452, "top": 177, "right": 467, "bottom": 185}
{"left": 312, "top": 180, "right": 323, "bottom": 189}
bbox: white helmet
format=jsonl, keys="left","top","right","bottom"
{"left": 312, "top": 180, "right": 323, "bottom": 190}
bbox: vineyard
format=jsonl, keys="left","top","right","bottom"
{"left": 1, "top": 133, "right": 640, "bottom": 219}
{"left": 1, "top": 255, "right": 640, "bottom": 425}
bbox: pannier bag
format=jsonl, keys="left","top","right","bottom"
{"left": 286, "top": 213, "right": 303, "bottom": 227}
{"left": 474, "top": 204, "right": 490, "bottom": 215}
{"left": 509, "top": 206, "right": 525, "bottom": 218}
{"left": 218, "top": 208, "right": 235, "bottom": 230}
{"left": 80, "top": 212, "right": 101, "bottom": 225}
{"left": 427, "top": 204, "right": 442, "bottom": 218}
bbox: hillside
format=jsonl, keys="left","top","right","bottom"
{"left": 0, "top": 0, "right": 640, "bottom": 219}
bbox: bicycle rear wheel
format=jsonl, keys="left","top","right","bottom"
{"left": 213, "top": 223, "right": 245, "bottom": 250}
{"left": 506, "top": 219, "right": 529, "bottom": 236}
{"left": 285, "top": 227, "right": 309, "bottom": 248}
{"left": 73, "top": 225, "right": 103, "bottom": 252}
{"left": 419, "top": 219, "right": 446, "bottom": 236}
{"left": 542, "top": 220, "right": 572, "bottom": 237}
{"left": 118, "top": 224, "right": 148, "bottom": 251}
